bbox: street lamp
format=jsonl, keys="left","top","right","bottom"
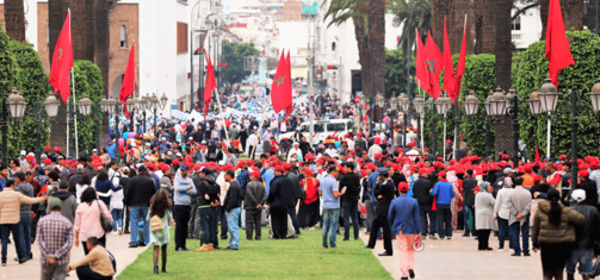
{"left": 463, "top": 91, "right": 480, "bottom": 116}
{"left": 527, "top": 87, "right": 543, "bottom": 115}
{"left": 539, "top": 78, "right": 559, "bottom": 158}
{"left": 489, "top": 86, "right": 507, "bottom": 117}
{"left": 426, "top": 98, "right": 437, "bottom": 155}
{"left": 589, "top": 77, "right": 600, "bottom": 112}
{"left": 126, "top": 98, "right": 136, "bottom": 132}
{"left": 399, "top": 93, "right": 410, "bottom": 146}
{"left": 376, "top": 92, "right": 384, "bottom": 126}
{"left": 435, "top": 94, "right": 452, "bottom": 161}
{"left": 78, "top": 95, "right": 93, "bottom": 116}
{"left": 78, "top": 95, "right": 104, "bottom": 150}
{"left": 1, "top": 89, "right": 28, "bottom": 162}
{"left": 413, "top": 96, "right": 425, "bottom": 150}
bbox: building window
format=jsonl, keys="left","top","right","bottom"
{"left": 120, "top": 25, "right": 127, "bottom": 48}
{"left": 177, "top": 22, "right": 188, "bottom": 54}
{"left": 331, "top": 42, "right": 336, "bottom": 51}
{"left": 511, "top": 17, "right": 521, "bottom": 31}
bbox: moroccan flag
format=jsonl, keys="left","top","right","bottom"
{"left": 425, "top": 32, "right": 442, "bottom": 99}
{"left": 48, "top": 10, "right": 73, "bottom": 103}
{"left": 545, "top": 0, "right": 575, "bottom": 88}
{"left": 535, "top": 146, "right": 541, "bottom": 164}
{"left": 119, "top": 43, "right": 135, "bottom": 117}
{"left": 284, "top": 51, "right": 293, "bottom": 115}
{"left": 203, "top": 52, "right": 217, "bottom": 118}
{"left": 415, "top": 30, "right": 431, "bottom": 96}
{"left": 443, "top": 17, "right": 456, "bottom": 101}
{"left": 455, "top": 16, "right": 468, "bottom": 102}
{"left": 271, "top": 51, "right": 292, "bottom": 115}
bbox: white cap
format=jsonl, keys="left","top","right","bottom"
{"left": 572, "top": 189, "right": 586, "bottom": 203}
{"left": 130, "top": 141, "right": 137, "bottom": 147}
{"left": 20, "top": 150, "right": 26, "bottom": 156}
{"left": 167, "top": 151, "right": 173, "bottom": 156}
{"left": 176, "top": 152, "right": 183, "bottom": 157}
{"left": 92, "top": 149, "right": 98, "bottom": 152}
{"left": 161, "top": 137, "right": 166, "bottom": 141}
{"left": 145, "top": 143, "right": 151, "bottom": 146}
{"left": 28, "top": 152, "right": 35, "bottom": 157}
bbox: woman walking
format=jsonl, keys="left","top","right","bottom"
{"left": 94, "top": 170, "right": 121, "bottom": 209}
{"left": 532, "top": 188, "right": 585, "bottom": 280}
{"left": 298, "top": 169, "right": 320, "bottom": 229}
{"left": 75, "top": 175, "right": 92, "bottom": 204}
{"left": 74, "top": 187, "right": 113, "bottom": 255}
{"left": 148, "top": 190, "right": 173, "bottom": 274}
{"left": 474, "top": 182, "right": 496, "bottom": 251}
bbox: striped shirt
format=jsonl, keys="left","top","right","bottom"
{"left": 37, "top": 212, "right": 74, "bottom": 265}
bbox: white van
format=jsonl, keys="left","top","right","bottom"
{"left": 278, "top": 119, "right": 354, "bottom": 145}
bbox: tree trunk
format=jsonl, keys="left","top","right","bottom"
{"left": 540, "top": 0, "right": 583, "bottom": 40}
{"left": 95, "top": 0, "right": 110, "bottom": 97}
{"left": 369, "top": 0, "right": 386, "bottom": 122}
{"left": 431, "top": 0, "right": 450, "bottom": 50}
{"left": 85, "top": 0, "right": 96, "bottom": 61}
{"left": 449, "top": 0, "right": 475, "bottom": 54}
{"left": 69, "top": 0, "right": 91, "bottom": 60}
{"left": 353, "top": 15, "right": 372, "bottom": 100}
{"left": 494, "top": 0, "right": 514, "bottom": 157}
{"left": 4, "top": 0, "right": 26, "bottom": 42}
{"left": 475, "top": 0, "right": 495, "bottom": 54}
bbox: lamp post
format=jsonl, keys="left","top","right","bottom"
{"left": 3, "top": 89, "right": 27, "bottom": 162}
{"left": 463, "top": 91, "right": 480, "bottom": 158}
{"left": 389, "top": 96, "right": 397, "bottom": 147}
{"left": 34, "top": 94, "right": 60, "bottom": 162}
{"left": 100, "top": 96, "right": 122, "bottom": 140}
{"left": 426, "top": 98, "right": 437, "bottom": 155}
{"left": 126, "top": 98, "right": 136, "bottom": 133}
{"left": 413, "top": 96, "right": 425, "bottom": 150}
{"left": 435, "top": 94, "right": 452, "bottom": 161}
{"left": 399, "top": 93, "right": 410, "bottom": 146}
{"left": 376, "top": 92, "right": 384, "bottom": 128}
{"left": 77, "top": 95, "right": 97, "bottom": 150}
{"left": 538, "top": 78, "right": 560, "bottom": 158}
{"left": 483, "top": 91, "right": 494, "bottom": 157}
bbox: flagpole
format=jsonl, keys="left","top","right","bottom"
{"left": 66, "top": 98, "right": 70, "bottom": 159}
{"left": 68, "top": 8, "right": 79, "bottom": 157}
{"left": 214, "top": 88, "right": 230, "bottom": 145}
{"left": 452, "top": 15, "right": 469, "bottom": 161}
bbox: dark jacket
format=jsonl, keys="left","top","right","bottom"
{"left": 124, "top": 175, "right": 156, "bottom": 207}
{"left": 192, "top": 174, "right": 219, "bottom": 206}
{"left": 375, "top": 179, "right": 395, "bottom": 216}
{"left": 224, "top": 180, "right": 242, "bottom": 211}
{"left": 120, "top": 176, "right": 131, "bottom": 204}
{"left": 412, "top": 178, "right": 433, "bottom": 206}
{"left": 95, "top": 179, "right": 121, "bottom": 208}
{"left": 67, "top": 171, "right": 83, "bottom": 196}
{"left": 340, "top": 172, "right": 360, "bottom": 204}
{"left": 361, "top": 178, "right": 370, "bottom": 203}
{"left": 244, "top": 179, "right": 266, "bottom": 210}
{"left": 267, "top": 175, "right": 294, "bottom": 210}
{"left": 287, "top": 172, "right": 302, "bottom": 201}
{"left": 462, "top": 177, "right": 477, "bottom": 207}
{"left": 570, "top": 203, "right": 600, "bottom": 250}
{"left": 532, "top": 200, "right": 585, "bottom": 245}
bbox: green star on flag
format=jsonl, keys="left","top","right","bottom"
{"left": 427, "top": 59, "right": 436, "bottom": 72}
{"left": 274, "top": 76, "right": 285, "bottom": 86}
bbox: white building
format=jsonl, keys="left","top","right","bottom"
{"left": 511, "top": 3, "right": 543, "bottom": 50}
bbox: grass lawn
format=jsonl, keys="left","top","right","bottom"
{"left": 118, "top": 227, "right": 391, "bottom": 280}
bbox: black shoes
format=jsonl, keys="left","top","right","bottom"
{"left": 128, "top": 244, "right": 138, "bottom": 248}
{"left": 523, "top": 252, "right": 531, "bottom": 256}
{"left": 409, "top": 269, "right": 415, "bottom": 279}
{"left": 511, "top": 252, "right": 521, "bottom": 257}
{"left": 154, "top": 266, "right": 159, "bottom": 274}
{"left": 364, "top": 246, "right": 373, "bottom": 249}
{"left": 378, "top": 251, "right": 393, "bottom": 257}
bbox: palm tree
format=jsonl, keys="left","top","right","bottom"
{"left": 540, "top": 0, "right": 583, "bottom": 39}
{"left": 4, "top": 0, "right": 26, "bottom": 42}
{"left": 388, "top": 0, "right": 432, "bottom": 53}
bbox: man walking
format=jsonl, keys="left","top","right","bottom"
{"left": 194, "top": 167, "right": 220, "bottom": 251}
{"left": 14, "top": 172, "right": 36, "bottom": 261}
{"left": 172, "top": 165, "right": 197, "bottom": 251}
{"left": 37, "top": 198, "right": 73, "bottom": 280}
{"left": 412, "top": 169, "right": 436, "bottom": 239}
{"left": 431, "top": 171, "right": 455, "bottom": 240}
{"left": 566, "top": 189, "right": 600, "bottom": 280}
{"left": 506, "top": 177, "right": 531, "bottom": 256}
{"left": 124, "top": 166, "right": 156, "bottom": 248}
{"left": 320, "top": 166, "right": 346, "bottom": 249}
{"left": 366, "top": 167, "right": 395, "bottom": 255}
{"left": 223, "top": 170, "right": 242, "bottom": 250}
{"left": 267, "top": 166, "right": 294, "bottom": 239}
{"left": 462, "top": 169, "right": 477, "bottom": 237}
{"left": 388, "top": 182, "right": 421, "bottom": 280}
{"left": 340, "top": 162, "right": 360, "bottom": 241}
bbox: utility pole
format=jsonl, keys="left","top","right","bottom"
{"left": 307, "top": 18, "right": 317, "bottom": 146}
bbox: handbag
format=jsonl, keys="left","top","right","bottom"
{"left": 97, "top": 200, "right": 113, "bottom": 233}
{"left": 150, "top": 215, "right": 165, "bottom": 232}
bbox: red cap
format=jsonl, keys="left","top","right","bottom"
{"left": 250, "top": 171, "right": 261, "bottom": 178}
{"left": 283, "top": 163, "right": 291, "bottom": 171}
{"left": 303, "top": 169, "right": 314, "bottom": 176}
{"left": 25, "top": 155, "right": 34, "bottom": 161}
{"left": 533, "top": 175, "right": 543, "bottom": 182}
{"left": 559, "top": 154, "right": 567, "bottom": 160}
{"left": 579, "top": 170, "right": 590, "bottom": 178}
{"left": 274, "top": 166, "right": 285, "bottom": 172}
{"left": 54, "top": 146, "right": 61, "bottom": 153}
{"left": 146, "top": 163, "right": 156, "bottom": 172}
{"left": 172, "top": 159, "right": 180, "bottom": 166}
{"left": 398, "top": 182, "right": 409, "bottom": 192}
{"left": 438, "top": 171, "right": 447, "bottom": 178}
{"left": 159, "top": 163, "right": 170, "bottom": 171}
{"left": 44, "top": 145, "right": 51, "bottom": 150}
{"left": 43, "top": 159, "right": 52, "bottom": 165}
{"left": 445, "top": 139, "right": 451, "bottom": 144}
{"left": 224, "top": 164, "right": 235, "bottom": 171}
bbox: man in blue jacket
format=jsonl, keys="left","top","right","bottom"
{"left": 431, "top": 171, "right": 455, "bottom": 240}
{"left": 389, "top": 181, "right": 421, "bottom": 280}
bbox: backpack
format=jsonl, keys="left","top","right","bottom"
{"left": 493, "top": 176, "right": 506, "bottom": 190}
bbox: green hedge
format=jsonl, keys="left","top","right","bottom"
{"left": 72, "top": 60, "right": 104, "bottom": 153}
{"left": 513, "top": 30, "right": 600, "bottom": 158}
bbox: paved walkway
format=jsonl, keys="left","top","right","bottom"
{"left": 361, "top": 230, "right": 543, "bottom": 280}
{"left": 0, "top": 232, "right": 145, "bottom": 280}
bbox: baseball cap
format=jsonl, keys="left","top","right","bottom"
{"left": 398, "top": 182, "right": 409, "bottom": 192}
{"left": 48, "top": 197, "right": 63, "bottom": 210}
{"left": 503, "top": 168, "right": 515, "bottom": 174}
{"left": 571, "top": 189, "right": 586, "bottom": 203}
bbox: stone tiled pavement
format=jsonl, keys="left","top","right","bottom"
{"left": 360, "top": 230, "right": 544, "bottom": 280}
{"left": 0, "top": 232, "right": 145, "bottom": 280}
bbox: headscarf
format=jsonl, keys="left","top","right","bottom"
{"left": 479, "top": 181, "right": 491, "bottom": 193}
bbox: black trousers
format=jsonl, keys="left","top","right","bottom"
{"left": 210, "top": 207, "right": 220, "bottom": 247}
{"left": 76, "top": 265, "right": 112, "bottom": 280}
{"left": 477, "top": 229, "right": 491, "bottom": 250}
{"left": 173, "top": 205, "right": 191, "bottom": 250}
{"left": 271, "top": 207, "right": 288, "bottom": 239}
{"left": 246, "top": 208, "right": 262, "bottom": 240}
{"left": 367, "top": 214, "right": 393, "bottom": 254}
{"left": 124, "top": 206, "right": 130, "bottom": 232}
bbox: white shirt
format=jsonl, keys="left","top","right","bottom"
{"left": 367, "top": 144, "right": 382, "bottom": 161}
{"left": 494, "top": 188, "right": 514, "bottom": 220}
{"left": 248, "top": 134, "right": 258, "bottom": 146}
{"left": 287, "top": 147, "right": 302, "bottom": 162}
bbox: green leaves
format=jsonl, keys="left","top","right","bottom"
{"left": 72, "top": 60, "right": 104, "bottom": 153}
{"left": 221, "top": 40, "right": 260, "bottom": 86}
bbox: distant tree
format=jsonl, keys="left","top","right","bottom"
{"left": 220, "top": 40, "right": 260, "bottom": 86}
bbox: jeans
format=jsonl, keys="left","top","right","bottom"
{"left": 198, "top": 207, "right": 216, "bottom": 245}
{"left": 41, "top": 263, "right": 68, "bottom": 280}
{"left": 18, "top": 213, "right": 32, "bottom": 259}
{"left": 218, "top": 205, "right": 228, "bottom": 239}
{"left": 0, "top": 223, "right": 21, "bottom": 263}
{"left": 241, "top": 202, "right": 246, "bottom": 229}
{"left": 365, "top": 201, "right": 375, "bottom": 233}
{"left": 566, "top": 249, "right": 594, "bottom": 275}
{"left": 288, "top": 200, "right": 300, "bottom": 235}
{"left": 129, "top": 206, "right": 150, "bottom": 246}
{"left": 497, "top": 217, "right": 510, "bottom": 249}
{"left": 418, "top": 205, "right": 437, "bottom": 236}
{"left": 436, "top": 204, "right": 452, "bottom": 239}
{"left": 509, "top": 220, "right": 529, "bottom": 254}
{"left": 226, "top": 207, "right": 241, "bottom": 249}
{"left": 342, "top": 202, "right": 359, "bottom": 240}
{"left": 173, "top": 205, "right": 190, "bottom": 250}
{"left": 322, "top": 208, "right": 340, "bottom": 248}
{"left": 111, "top": 208, "right": 124, "bottom": 231}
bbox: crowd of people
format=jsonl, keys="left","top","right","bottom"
{"left": 1, "top": 102, "right": 600, "bottom": 280}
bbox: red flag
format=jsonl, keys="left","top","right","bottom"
{"left": 119, "top": 43, "right": 135, "bottom": 117}
{"left": 425, "top": 32, "right": 442, "bottom": 99}
{"left": 270, "top": 51, "right": 292, "bottom": 115}
{"left": 545, "top": 0, "right": 575, "bottom": 88}
{"left": 203, "top": 52, "right": 217, "bottom": 118}
{"left": 535, "top": 146, "right": 541, "bottom": 164}
{"left": 48, "top": 10, "right": 73, "bottom": 103}
{"left": 455, "top": 16, "right": 468, "bottom": 101}
{"left": 415, "top": 30, "right": 432, "bottom": 96}
{"left": 284, "top": 51, "right": 293, "bottom": 115}
{"left": 443, "top": 18, "right": 456, "bottom": 101}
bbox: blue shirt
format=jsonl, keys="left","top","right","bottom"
{"left": 431, "top": 180, "right": 455, "bottom": 205}
{"left": 263, "top": 168, "right": 275, "bottom": 194}
{"left": 0, "top": 177, "right": 5, "bottom": 191}
{"left": 388, "top": 195, "right": 422, "bottom": 235}
{"left": 105, "top": 143, "right": 117, "bottom": 159}
{"left": 368, "top": 171, "right": 379, "bottom": 202}
{"left": 320, "top": 175, "right": 340, "bottom": 209}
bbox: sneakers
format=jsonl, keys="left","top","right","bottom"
{"left": 195, "top": 244, "right": 214, "bottom": 252}
{"left": 118, "top": 228, "right": 123, "bottom": 235}
{"left": 429, "top": 235, "right": 438, "bottom": 240}
{"left": 409, "top": 269, "right": 415, "bottom": 279}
